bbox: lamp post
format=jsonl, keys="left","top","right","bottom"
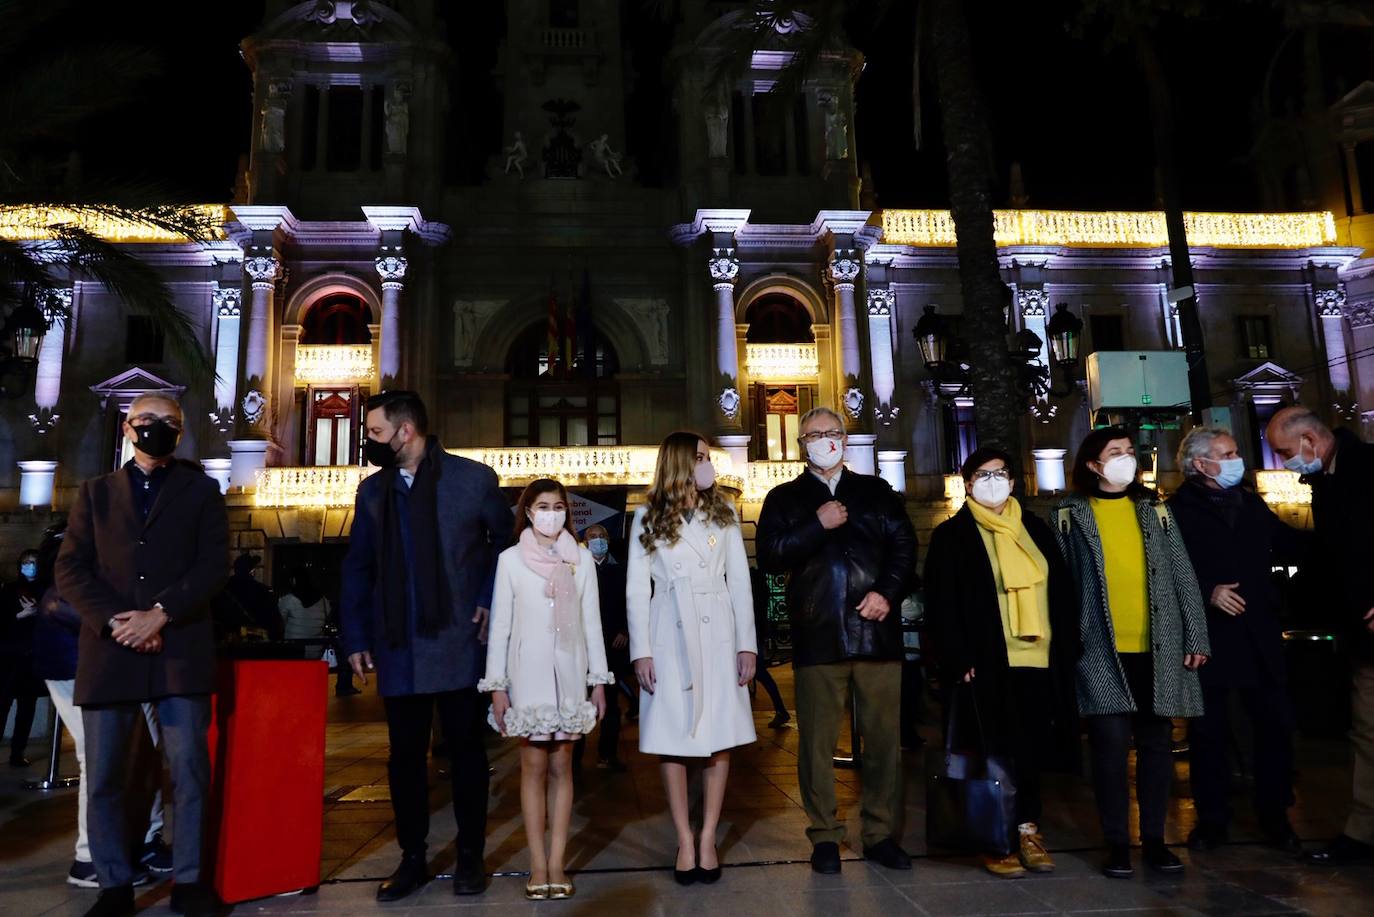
{"left": 913, "top": 301, "right": 1084, "bottom": 402}
{"left": 0, "top": 301, "right": 49, "bottom": 399}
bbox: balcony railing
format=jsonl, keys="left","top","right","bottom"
{"left": 744, "top": 343, "right": 819, "bottom": 381}
{"left": 1255, "top": 469, "right": 1312, "bottom": 505}
{"left": 294, "top": 345, "right": 374, "bottom": 385}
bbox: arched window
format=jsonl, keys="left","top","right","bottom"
{"left": 300, "top": 294, "right": 373, "bottom": 345}
{"left": 744, "top": 294, "right": 815, "bottom": 461}
{"left": 745, "top": 293, "right": 813, "bottom": 343}
{"left": 505, "top": 320, "right": 620, "bottom": 446}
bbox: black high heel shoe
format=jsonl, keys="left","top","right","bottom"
{"left": 696, "top": 865, "right": 722, "bottom": 884}
{"left": 673, "top": 866, "right": 698, "bottom": 886}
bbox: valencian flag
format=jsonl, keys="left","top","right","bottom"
{"left": 545, "top": 281, "right": 562, "bottom": 377}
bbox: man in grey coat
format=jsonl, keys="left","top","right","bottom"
{"left": 340, "top": 391, "right": 511, "bottom": 901}
{"left": 56, "top": 393, "right": 229, "bottom": 917}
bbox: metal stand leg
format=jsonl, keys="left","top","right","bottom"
{"left": 25, "top": 704, "right": 79, "bottom": 791}
{"left": 832, "top": 701, "right": 862, "bottom": 770}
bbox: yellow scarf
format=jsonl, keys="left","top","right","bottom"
{"left": 966, "top": 497, "right": 1049, "bottom": 639}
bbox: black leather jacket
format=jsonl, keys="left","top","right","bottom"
{"left": 756, "top": 469, "right": 917, "bottom": 667}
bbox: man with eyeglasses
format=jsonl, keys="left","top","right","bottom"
{"left": 756, "top": 406, "right": 917, "bottom": 875}
{"left": 57, "top": 393, "right": 229, "bottom": 917}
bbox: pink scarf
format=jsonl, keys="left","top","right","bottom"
{"left": 518, "top": 527, "right": 580, "bottom": 653}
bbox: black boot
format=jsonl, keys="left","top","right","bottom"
{"left": 1101, "top": 845, "right": 1133, "bottom": 879}
{"left": 82, "top": 888, "right": 135, "bottom": 917}
{"left": 1142, "top": 839, "right": 1184, "bottom": 874}
{"left": 376, "top": 853, "right": 429, "bottom": 902}
{"left": 452, "top": 851, "right": 487, "bottom": 896}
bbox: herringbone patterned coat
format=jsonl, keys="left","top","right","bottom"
{"left": 1052, "top": 494, "right": 1210, "bottom": 718}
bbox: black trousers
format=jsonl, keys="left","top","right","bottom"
{"left": 1085, "top": 653, "right": 1175, "bottom": 845}
{"left": 382, "top": 688, "right": 489, "bottom": 862}
{"left": 1188, "top": 679, "right": 1295, "bottom": 832}
{"left": 1006, "top": 667, "right": 1053, "bottom": 826}
{"left": 0, "top": 662, "right": 38, "bottom": 760}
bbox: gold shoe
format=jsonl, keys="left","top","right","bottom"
{"left": 547, "top": 880, "right": 575, "bottom": 899}
{"left": 525, "top": 883, "right": 550, "bottom": 900}
{"left": 1018, "top": 825, "right": 1055, "bottom": 873}
{"left": 982, "top": 851, "right": 1027, "bottom": 878}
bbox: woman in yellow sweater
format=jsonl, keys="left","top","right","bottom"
{"left": 1054, "top": 428, "right": 1210, "bottom": 880}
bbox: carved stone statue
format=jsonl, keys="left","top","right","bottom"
{"left": 588, "top": 133, "right": 623, "bottom": 178}
{"left": 260, "top": 82, "right": 288, "bottom": 154}
{"left": 504, "top": 131, "right": 529, "bottom": 178}
{"left": 384, "top": 83, "right": 410, "bottom": 155}
{"left": 821, "top": 91, "right": 849, "bottom": 161}
{"left": 703, "top": 83, "right": 730, "bottom": 159}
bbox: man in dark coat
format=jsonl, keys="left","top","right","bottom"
{"left": 756, "top": 406, "right": 917, "bottom": 875}
{"left": 56, "top": 393, "right": 228, "bottom": 917}
{"left": 1168, "top": 427, "right": 1305, "bottom": 853}
{"left": 340, "top": 391, "right": 511, "bottom": 900}
{"left": 584, "top": 523, "right": 631, "bottom": 768}
{"left": 222, "top": 553, "right": 281, "bottom": 640}
{"left": 1267, "top": 406, "right": 1374, "bottom": 865}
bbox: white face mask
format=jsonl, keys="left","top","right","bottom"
{"left": 530, "top": 509, "right": 566, "bottom": 538}
{"left": 970, "top": 476, "right": 1012, "bottom": 508}
{"left": 805, "top": 437, "right": 844, "bottom": 470}
{"left": 694, "top": 460, "right": 716, "bottom": 491}
{"left": 1099, "top": 454, "right": 1138, "bottom": 487}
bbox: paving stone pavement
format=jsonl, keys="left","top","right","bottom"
{"left": 3, "top": 665, "right": 1372, "bottom": 916}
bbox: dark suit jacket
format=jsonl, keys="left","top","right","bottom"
{"left": 56, "top": 461, "right": 229, "bottom": 706}
{"left": 339, "top": 451, "right": 511, "bottom": 696}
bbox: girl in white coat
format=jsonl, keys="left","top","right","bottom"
{"left": 628, "top": 432, "right": 757, "bottom": 885}
{"left": 479, "top": 478, "right": 612, "bottom": 900}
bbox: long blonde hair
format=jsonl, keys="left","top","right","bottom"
{"left": 639, "top": 431, "right": 737, "bottom": 552}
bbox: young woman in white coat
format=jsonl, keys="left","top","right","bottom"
{"left": 628, "top": 432, "right": 757, "bottom": 885}
{"left": 479, "top": 478, "right": 612, "bottom": 900}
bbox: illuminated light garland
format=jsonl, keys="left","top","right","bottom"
{"left": 0, "top": 204, "right": 231, "bottom": 243}
{"left": 944, "top": 474, "right": 966, "bottom": 507}
{"left": 744, "top": 343, "right": 820, "bottom": 381}
{"left": 254, "top": 466, "right": 373, "bottom": 508}
{"left": 1255, "top": 469, "right": 1313, "bottom": 506}
{"left": 294, "top": 345, "right": 375, "bottom": 385}
{"left": 880, "top": 209, "right": 1337, "bottom": 249}
{"left": 744, "top": 461, "right": 807, "bottom": 502}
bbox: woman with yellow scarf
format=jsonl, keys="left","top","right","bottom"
{"left": 925, "top": 448, "right": 1082, "bottom": 878}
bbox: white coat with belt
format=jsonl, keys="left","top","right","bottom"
{"left": 479, "top": 544, "right": 614, "bottom": 737}
{"left": 627, "top": 506, "right": 757, "bottom": 756}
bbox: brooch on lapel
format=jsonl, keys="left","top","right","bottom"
{"left": 707, "top": 534, "right": 717, "bottom": 549}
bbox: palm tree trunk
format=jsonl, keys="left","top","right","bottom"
{"left": 928, "top": 0, "right": 1023, "bottom": 459}
{"left": 1135, "top": 30, "right": 1209, "bottom": 418}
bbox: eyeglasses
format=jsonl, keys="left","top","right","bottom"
{"left": 970, "top": 469, "right": 1012, "bottom": 483}
{"left": 800, "top": 430, "right": 844, "bottom": 443}
{"left": 128, "top": 413, "right": 182, "bottom": 430}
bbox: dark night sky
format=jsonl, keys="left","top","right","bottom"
{"left": 55, "top": 1, "right": 1374, "bottom": 213}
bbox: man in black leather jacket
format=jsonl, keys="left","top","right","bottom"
{"left": 756, "top": 406, "right": 917, "bottom": 875}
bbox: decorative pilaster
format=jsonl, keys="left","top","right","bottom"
{"left": 708, "top": 247, "right": 742, "bottom": 425}
{"left": 239, "top": 253, "right": 279, "bottom": 439}
{"left": 210, "top": 284, "right": 242, "bottom": 433}
{"left": 375, "top": 252, "right": 408, "bottom": 387}
{"left": 830, "top": 248, "right": 864, "bottom": 426}
{"left": 29, "top": 288, "right": 71, "bottom": 434}
{"left": 1315, "top": 284, "right": 1354, "bottom": 418}
{"left": 867, "top": 287, "right": 898, "bottom": 425}
{"left": 1342, "top": 291, "right": 1374, "bottom": 424}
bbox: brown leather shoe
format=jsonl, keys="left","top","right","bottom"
{"left": 1018, "top": 824, "right": 1055, "bottom": 873}
{"left": 983, "top": 851, "right": 1027, "bottom": 878}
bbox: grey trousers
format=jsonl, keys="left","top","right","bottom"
{"left": 83, "top": 694, "right": 211, "bottom": 888}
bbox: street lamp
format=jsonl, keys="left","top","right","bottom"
{"left": 913, "top": 305, "right": 949, "bottom": 370}
{"left": 1046, "top": 302, "right": 1083, "bottom": 369}
{"left": 0, "top": 301, "right": 49, "bottom": 399}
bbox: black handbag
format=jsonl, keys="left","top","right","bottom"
{"left": 925, "top": 684, "right": 1018, "bottom": 856}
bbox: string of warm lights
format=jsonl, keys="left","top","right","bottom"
{"left": 744, "top": 343, "right": 820, "bottom": 381}
{"left": 294, "top": 345, "right": 375, "bottom": 385}
{"left": 743, "top": 461, "right": 806, "bottom": 502}
{"left": 881, "top": 209, "right": 1337, "bottom": 249}
{"left": 1255, "top": 469, "right": 1313, "bottom": 506}
{"left": 0, "top": 204, "right": 231, "bottom": 243}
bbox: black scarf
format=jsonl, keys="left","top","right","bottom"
{"left": 379, "top": 436, "right": 453, "bottom": 649}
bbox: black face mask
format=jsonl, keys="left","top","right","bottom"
{"left": 364, "top": 431, "right": 402, "bottom": 468}
{"left": 132, "top": 420, "right": 181, "bottom": 459}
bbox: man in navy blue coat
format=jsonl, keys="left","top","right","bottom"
{"left": 340, "top": 391, "right": 510, "bottom": 901}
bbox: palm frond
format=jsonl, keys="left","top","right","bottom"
{"left": 0, "top": 238, "right": 54, "bottom": 310}
{"left": 0, "top": 45, "right": 163, "bottom": 149}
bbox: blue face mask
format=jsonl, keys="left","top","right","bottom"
{"left": 1205, "top": 457, "right": 1245, "bottom": 489}
{"left": 1282, "top": 438, "right": 1323, "bottom": 476}
{"left": 588, "top": 537, "right": 609, "bottom": 558}
{"left": 20, "top": 562, "right": 37, "bottom": 580}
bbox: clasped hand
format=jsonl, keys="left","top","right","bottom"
{"left": 111, "top": 608, "right": 167, "bottom": 654}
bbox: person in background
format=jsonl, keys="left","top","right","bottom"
{"left": 0, "top": 548, "right": 45, "bottom": 767}
{"left": 627, "top": 432, "right": 757, "bottom": 885}
{"left": 32, "top": 525, "right": 173, "bottom": 888}
{"left": 1265, "top": 406, "right": 1374, "bottom": 865}
{"left": 481, "top": 479, "right": 611, "bottom": 900}
{"left": 224, "top": 554, "right": 282, "bottom": 641}
{"left": 279, "top": 567, "right": 355, "bottom": 696}
{"left": 755, "top": 407, "right": 917, "bottom": 876}
{"left": 340, "top": 390, "right": 511, "bottom": 901}
{"left": 56, "top": 392, "right": 229, "bottom": 917}
{"left": 1168, "top": 427, "right": 1304, "bottom": 854}
{"left": 584, "top": 523, "right": 632, "bottom": 769}
{"left": 925, "top": 447, "right": 1081, "bottom": 878}
{"left": 1055, "top": 427, "right": 1209, "bottom": 879}
{"left": 749, "top": 565, "right": 791, "bottom": 728}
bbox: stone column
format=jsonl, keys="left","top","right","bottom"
{"left": 376, "top": 254, "right": 408, "bottom": 388}
{"left": 30, "top": 287, "right": 71, "bottom": 434}
{"left": 830, "top": 248, "right": 864, "bottom": 427}
{"left": 1316, "top": 284, "right": 1353, "bottom": 415}
{"left": 239, "top": 253, "right": 279, "bottom": 437}
{"left": 17, "top": 460, "right": 58, "bottom": 508}
{"left": 202, "top": 458, "right": 232, "bottom": 495}
{"left": 1343, "top": 294, "right": 1374, "bottom": 429}
{"left": 1033, "top": 448, "right": 1068, "bottom": 494}
{"left": 211, "top": 284, "right": 242, "bottom": 433}
{"left": 708, "top": 247, "right": 743, "bottom": 430}
{"left": 846, "top": 433, "right": 877, "bottom": 475}
{"left": 867, "top": 287, "right": 897, "bottom": 426}
{"left": 877, "top": 449, "right": 908, "bottom": 493}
